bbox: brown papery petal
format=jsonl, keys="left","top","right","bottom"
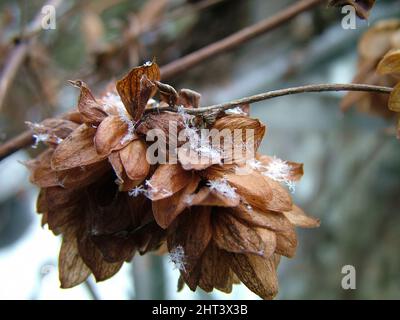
{"left": 264, "top": 178, "right": 293, "bottom": 212}
{"left": 94, "top": 115, "right": 137, "bottom": 157}
{"left": 229, "top": 253, "right": 279, "bottom": 300}
{"left": 389, "top": 82, "right": 400, "bottom": 112}
{"left": 283, "top": 205, "right": 320, "bottom": 228}
{"left": 177, "top": 145, "right": 221, "bottom": 171}
{"left": 56, "top": 161, "right": 110, "bottom": 189}
{"left": 51, "top": 124, "right": 106, "bottom": 170}
{"left": 108, "top": 152, "right": 142, "bottom": 192}
{"left": 147, "top": 164, "right": 192, "bottom": 201}
{"left": 212, "top": 115, "right": 266, "bottom": 156}
{"left": 70, "top": 80, "right": 108, "bottom": 125}
{"left": 257, "top": 154, "right": 304, "bottom": 181}
{"left": 27, "top": 150, "right": 59, "bottom": 187}
{"left": 77, "top": 231, "right": 123, "bottom": 282}
{"left": 198, "top": 243, "right": 233, "bottom": 293}
{"left": 59, "top": 236, "right": 91, "bottom": 288}
{"left": 152, "top": 175, "right": 200, "bottom": 229}
{"left": 359, "top": 20, "right": 400, "bottom": 60}
{"left": 40, "top": 118, "right": 79, "bottom": 140}
{"left": 188, "top": 187, "right": 240, "bottom": 207}
{"left": 275, "top": 228, "right": 297, "bottom": 258}
{"left": 224, "top": 171, "right": 272, "bottom": 212}
{"left": 116, "top": 62, "right": 160, "bottom": 121}
{"left": 213, "top": 211, "right": 267, "bottom": 257}
{"left": 167, "top": 206, "right": 212, "bottom": 274}
{"left": 377, "top": 49, "right": 400, "bottom": 75}
{"left": 231, "top": 204, "right": 293, "bottom": 232}
{"left": 120, "top": 139, "right": 149, "bottom": 180}
{"left": 178, "top": 88, "right": 201, "bottom": 108}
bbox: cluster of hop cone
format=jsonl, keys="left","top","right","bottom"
{"left": 26, "top": 61, "right": 320, "bottom": 300}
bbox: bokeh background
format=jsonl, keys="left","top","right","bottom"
{"left": 0, "top": 0, "right": 400, "bottom": 299}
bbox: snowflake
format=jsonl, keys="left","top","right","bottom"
{"left": 128, "top": 185, "right": 147, "bottom": 197}
{"left": 262, "top": 156, "right": 296, "bottom": 193}
{"left": 169, "top": 245, "right": 187, "bottom": 272}
{"left": 118, "top": 107, "right": 136, "bottom": 145}
{"left": 207, "top": 177, "right": 237, "bottom": 200}
{"left": 101, "top": 92, "right": 124, "bottom": 111}
{"left": 225, "top": 106, "right": 246, "bottom": 115}
{"left": 32, "top": 133, "right": 50, "bottom": 148}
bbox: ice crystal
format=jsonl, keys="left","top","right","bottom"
{"left": 207, "top": 177, "right": 237, "bottom": 199}
{"left": 169, "top": 245, "right": 187, "bottom": 272}
{"left": 226, "top": 106, "right": 246, "bottom": 115}
{"left": 262, "top": 156, "right": 296, "bottom": 193}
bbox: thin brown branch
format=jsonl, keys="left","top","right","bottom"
{"left": 146, "top": 83, "right": 393, "bottom": 115}
{"left": 159, "top": 0, "right": 324, "bottom": 80}
{"left": 0, "top": 0, "right": 63, "bottom": 111}
{"left": 0, "top": 83, "right": 392, "bottom": 161}
{"left": 0, "top": 130, "right": 34, "bottom": 161}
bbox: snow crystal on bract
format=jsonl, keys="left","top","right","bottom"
{"left": 207, "top": 177, "right": 237, "bottom": 199}
{"left": 247, "top": 159, "right": 265, "bottom": 171}
{"left": 32, "top": 133, "right": 50, "bottom": 148}
{"left": 26, "top": 121, "right": 62, "bottom": 148}
{"left": 226, "top": 106, "right": 246, "bottom": 115}
{"left": 262, "top": 156, "right": 296, "bottom": 193}
{"left": 117, "top": 106, "right": 136, "bottom": 145}
{"left": 128, "top": 185, "right": 147, "bottom": 197}
{"left": 169, "top": 245, "right": 187, "bottom": 272}
{"left": 101, "top": 92, "right": 125, "bottom": 111}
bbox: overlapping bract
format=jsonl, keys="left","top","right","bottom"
{"left": 341, "top": 20, "right": 400, "bottom": 138}
{"left": 27, "top": 62, "right": 319, "bottom": 299}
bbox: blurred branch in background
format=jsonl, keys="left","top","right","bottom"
{"left": 0, "top": 0, "right": 64, "bottom": 112}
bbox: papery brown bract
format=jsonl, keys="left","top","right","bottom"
{"left": 342, "top": 20, "right": 400, "bottom": 119}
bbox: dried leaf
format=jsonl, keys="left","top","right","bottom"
{"left": 389, "top": 82, "right": 400, "bottom": 112}
{"left": 359, "top": 20, "right": 400, "bottom": 59}
{"left": 156, "top": 81, "right": 178, "bottom": 106}
{"left": 152, "top": 175, "right": 200, "bottom": 228}
{"left": 178, "top": 88, "right": 201, "bottom": 108}
{"left": 188, "top": 186, "right": 240, "bottom": 207}
{"left": 283, "top": 205, "right": 320, "bottom": 228}
{"left": 231, "top": 204, "right": 293, "bottom": 232}
{"left": 59, "top": 236, "right": 91, "bottom": 288}
{"left": 52, "top": 124, "right": 107, "bottom": 170}
{"left": 275, "top": 228, "right": 297, "bottom": 258}
{"left": 167, "top": 207, "right": 212, "bottom": 274}
{"left": 263, "top": 178, "right": 293, "bottom": 212}
{"left": 120, "top": 139, "right": 149, "bottom": 180}
{"left": 230, "top": 253, "right": 279, "bottom": 300}
{"left": 146, "top": 164, "right": 192, "bottom": 201}
{"left": 213, "top": 211, "right": 272, "bottom": 257}
{"left": 94, "top": 115, "right": 137, "bottom": 157}
{"left": 77, "top": 230, "right": 123, "bottom": 282}
{"left": 69, "top": 80, "right": 108, "bottom": 125}
{"left": 198, "top": 243, "right": 233, "bottom": 293}
{"left": 116, "top": 62, "right": 160, "bottom": 121}
{"left": 377, "top": 49, "right": 400, "bottom": 75}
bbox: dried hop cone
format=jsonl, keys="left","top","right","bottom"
{"left": 26, "top": 61, "right": 319, "bottom": 299}
{"left": 342, "top": 19, "right": 400, "bottom": 118}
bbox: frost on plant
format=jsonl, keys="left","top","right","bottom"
{"left": 169, "top": 245, "right": 187, "bottom": 272}
{"left": 225, "top": 106, "right": 246, "bottom": 115}
{"left": 128, "top": 185, "right": 147, "bottom": 197}
{"left": 207, "top": 177, "right": 238, "bottom": 199}
{"left": 263, "top": 156, "right": 296, "bottom": 193}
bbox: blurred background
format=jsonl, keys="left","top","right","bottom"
{"left": 0, "top": 0, "right": 400, "bottom": 299}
